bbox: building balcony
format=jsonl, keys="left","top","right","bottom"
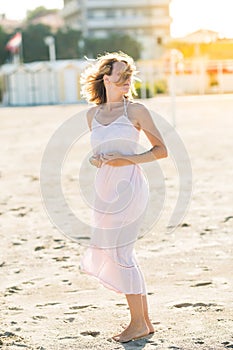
{"left": 87, "top": 16, "right": 171, "bottom": 29}
{"left": 87, "top": 0, "right": 171, "bottom": 9}
{"left": 61, "top": 0, "right": 80, "bottom": 19}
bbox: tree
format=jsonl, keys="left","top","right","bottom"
{"left": 84, "top": 33, "right": 142, "bottom": 60}
{"left": 1, "top": 23, "right": 143, "bottom": 64}
{"left": 26, "top": 6, "right": 58, "bottom": 21}
{"left": 0, "top": 26, "right": 12, "bottom": 65}
{"left": 22, "top": 24, "right": 52, "bottom": 62}
{"left": 55, "top": 28, "right": 82, "bottom": 59}
{"left": 21, "top": 24, "right": 83, "bottom": 62}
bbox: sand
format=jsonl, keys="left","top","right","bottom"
{"left": 0, "top": 95, "right": 233, "bottom": 350}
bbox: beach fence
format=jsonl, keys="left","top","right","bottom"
{"left": 136, "top": 58, "right": 233, "bottom": 97}
{"left": 0, "top": 60, "right": 87, "bottom": 106}
{"left": 0, "top": 58, "right": 233, "bottom": 106}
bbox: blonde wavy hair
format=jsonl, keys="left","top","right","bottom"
{"left": 80, "top": 52, "right": 138, "bottom": 105}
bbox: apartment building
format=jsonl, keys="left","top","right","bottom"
{"left": 62, "top": 0, "right": 171, "bottom": 59}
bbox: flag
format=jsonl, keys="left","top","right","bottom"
{"left": 5, "top": 32, "right": 22, "bottom": 54}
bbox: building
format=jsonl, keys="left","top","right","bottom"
{"left": 0, "top": 11, "right": 64, "bottom": 34}
{"left": 178, "top": 29, "right": 220, "bottom": 44}
{"left": 61, "top": 0, "right": 171, "bottom": 59}
{"left": 28, "top": 12, "right": 64, "bottom": 33}
{"left": 0, "top": 14, "right": 22, "bottom": 33}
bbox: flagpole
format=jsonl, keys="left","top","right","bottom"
{"left": 5, "top": 32, "right": 22, "bottom": 64}
{"left": 19, "top": 31, "right": 23, "bottom": 63}
{"left": 13, "top": 53, "right": 19, "bottom": 64}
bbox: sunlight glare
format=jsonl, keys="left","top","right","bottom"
{"left": 170, "top": 0, "right": 233, "bottom": 38}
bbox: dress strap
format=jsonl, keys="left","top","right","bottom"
{"left": 123, "top": 97, "right": 129, "bottom": 117}
{"left": 93, "top": 105, "right": 101, "bottom": 119}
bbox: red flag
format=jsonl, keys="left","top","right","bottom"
{"left": 5, "top": 32, "right": 22, "bottom": 54}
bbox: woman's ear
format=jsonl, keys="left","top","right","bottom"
{"left": 103, "top": 74, "right": 110, "bottom": 85}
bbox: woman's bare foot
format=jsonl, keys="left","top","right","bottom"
{"left": 119, "top": 319, "right": 155, "bottom": 335}
{"left": 146, "top": 319, "right": 155, "bottom": 334}
{"left": 112, "top": 321, "right": 149, "bottom": 343}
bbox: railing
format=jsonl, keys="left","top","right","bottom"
{"left": 87, "top": 0, "right": 170, "bottom": 8}
{"left": 61, "top": 0, "right": 80, "bottom": 18}
{"left": 1, "top": 59, "right": 233, "bottom": 106}
{"left": 136, "top": 58, "right": 233, "bottom": 97}
{"left": 87, "top": 16, "right": 171, "bottom": 29}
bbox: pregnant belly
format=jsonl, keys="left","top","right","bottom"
{"left": 94, "top": 165, "right": 135, "bottom": 202}
{"left": 93, "top": 164, "right": 148, "bottom": 215}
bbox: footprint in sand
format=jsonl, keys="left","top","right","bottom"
{"left": 32, "top": 316, "right": 48, "bottom": 320}
{"left": 191, "top": 281, "right": 212, "bottom": 287}
{"left": 5, "top": 286, "right": 22, "bottom": 296}
{"left": 69, "top": 305, "right": 91, "bottom": 310}
{"left": 34, "top": 246, "right": 46, "bottom": 251}
{"left": 194, "top": 339, "right": 205, "bottom": 344}
{"left": 53, "top": 245, "right": 66, "bottom": 249}
{"left": 64, "top": 317, "right": 75, "bottom": 323}
{"left": 8, "top": 306, "right": 23, "bottom": 311}
{"left": 180, "top": 222, "right": 191, "bottom": 227}
{"left": 223, "top": 216, "right": 233, "bottom": 223}
{"left": 80, "top": 331, "right": 100, "bottom": 337}
{"left": 172, "top": 302, "right": 218, "bottom": 309}
{"left": 36, "top": 302, "right": 61, "bottom": 308}
{"left": 58, "top": 336, "right": 79, "bottom": 340}
{"left": 52, "top": 256, "right": 70, "bottom": 262}
{"left": 24, "top": 174, "right": 39, "bottom": 181}
{"left": 0, "top": 331, "right": 28, "bottom": 348}
{"left": 9, "top": 206, "right": 32, "bottom": 217}
{"left": 222, "top": 342, "right": 233, "bottom": 348}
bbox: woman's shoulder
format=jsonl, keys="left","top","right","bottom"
{"left": 128, "top": 100, "right": 150, "bottom": 117}
{"left": 86, "top": 105, "right": 99, "bottom": 129}
{"left": 87, "top": 105, "right": 99, "bottom": 117}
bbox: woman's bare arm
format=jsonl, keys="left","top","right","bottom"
{"left": 102, "top": 103, "right": 167, "bottom": 166}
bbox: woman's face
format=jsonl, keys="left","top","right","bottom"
{"left": 108, "top": 61, "right": 132, "bottom": 93}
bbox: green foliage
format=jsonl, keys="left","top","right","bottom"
{"left": 154, "top": 79, "right": 167, "bottom": 94}
{"left": 0, "top": 74, "right": 3, "bottom": 101}
{"left": 26, "top": 6, "right": 58, "bottom": 21}
{"left": 55, "top": 28, "right": 82, "bottom": 59}
{"left": 0, "top": 26, "right": 12, "bottom": 65}
{"left": 84, "top": 33, "right": 142, "bottom": 61}
{"left": 0, "top": 24, "right": 142, "bottom": 64}
{"left": 134, "top": 82, "right": 153, "bottom": 99}
{"left": 22, "top": 25, "right": 82, "bottom": 62}
{"left": 134, "top": 79, "right": 167, "bottom": 99}
{"left": 22, "top": 24, "right": 52, "bottom": 62}
{"left": 208, "top": 72, "right": 219, "bottom": 87}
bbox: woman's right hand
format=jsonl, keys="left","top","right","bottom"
{"left": 89, "top": 154, "right": 103, "bottom": 168}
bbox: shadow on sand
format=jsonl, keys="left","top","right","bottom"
{"left": 117, "top": 334, "right": 157, "bottom": 349}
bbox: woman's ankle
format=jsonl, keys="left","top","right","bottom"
{"left": 129, "top": 318, "right": 148, "bottom": 328}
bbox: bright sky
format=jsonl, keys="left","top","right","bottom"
{"left": 170, "top": 0, "right": 233, "bottom": 38}
{"left": 0, "top": 0, "right": 63, "bottom": 19}
{"left": 0, "top": 0, "right": 233, "bottom": 38}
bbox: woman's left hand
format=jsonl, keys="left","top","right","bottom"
{"left": 102, "top": 152, "right": 130, "bottom": 167}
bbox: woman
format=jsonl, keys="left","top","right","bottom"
{"left": 80, "top": 52, "right": 167, "bottom": 343}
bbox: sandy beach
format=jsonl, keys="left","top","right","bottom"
{"left": 0, "top": 94, "right": 233, "bottom": 350}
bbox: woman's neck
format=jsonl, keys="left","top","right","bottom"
{"left": 105, "top": 90, "right": 125, "bottom": 103}
{"left": 103, "top": 100, "right": 125, "bottom": 112}
{"left": 104, "top": 93, "right": 126, "bottom": 111}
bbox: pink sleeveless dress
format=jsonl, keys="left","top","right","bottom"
{"left": 80, "top": 100, "right": 149, "bottom": 295}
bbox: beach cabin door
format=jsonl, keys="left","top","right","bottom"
{"left": 64, "top": 68, "right": 78, "bottom": 103}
